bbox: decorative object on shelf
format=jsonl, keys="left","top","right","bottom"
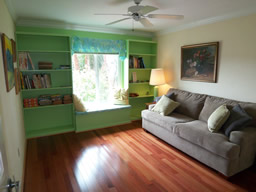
{"left": 113, "top": 88, "right": 129, "bottom": 105}
{"left": 149, "top": 68, "right": 165, "bottom": 100}
{"left": 181, "top": 42, "right": 219, "bottom": 83}
{"left": 1, "top": 33, "right": 15, "bottom": 92}
{"left": 18, "top": 52, "right": 35, "bottom": 70}
{"left": 129, "top": 93, "right": 139, "bottom": 97}
{"left": 38, "top": 62, "right": 53, "bottom": 69}
{"left": 14, "top": 68, "right": 21, "bottom": 94}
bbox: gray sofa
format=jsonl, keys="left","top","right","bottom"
{"left": 142, "top": 88, "right": 256, "bottom": 177}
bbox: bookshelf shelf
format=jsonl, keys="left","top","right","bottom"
{"left": 129, "top": 95, "right": 154, "bottom": 99}
{"left": 20, "top": 69, "right": 71, "bottom": 73}
{"left": 23, "top": 103, "right": 73, "bottom": 111}
{"left": 21, "top": 86, "right": 72, "bottom": 92}
{"left": 129, "top": 82, "right": 149, "bottom": 85}
{"left": 129, "top": 53, "right": 156, "bottom": 56}
{"left": 18, "top": 50, "right": 70, "bottom": 53}
{"left": 129, "top": 68, "right": 152, "bottom": 71}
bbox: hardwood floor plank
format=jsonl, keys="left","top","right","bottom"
{"left": 24, "top": 121, "right": 256, "bottom": 192}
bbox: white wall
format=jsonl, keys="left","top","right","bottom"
{"left": 0, "top": 0, "right": 26, "bottom": 189}
{"left": 157, "top": 14, "right": 256, "bottom": 103}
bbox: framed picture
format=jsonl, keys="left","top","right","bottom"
{"left": 181, "top": 42, "right": 219, "bottom": 83}
{"left": 14, "top": 68, "right": 21, "bottom": 94}
{"left": 11, "top": 39, "right": 16, "bottom": 62}
{"left": 1, "top": 33, "right": 15, "bottom": 92}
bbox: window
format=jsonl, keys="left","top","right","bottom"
{"left": 72, "top": 53, "right": 121, "bottom": 111}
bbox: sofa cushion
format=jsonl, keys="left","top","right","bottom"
{"left": 174, "top": 120, "right": 240, "bottom": 160}
{"left": 141, "top": 110, "right": 194, "bottom": 133}
{"left": 166, "top": 88, "right": 207, "bottom": 119}
{"left": 208, "top": 105, "right": 230, "bottom": 133}
{"left": 222, "top": 104, "right": 253, "bottom": 137}
{"left": 152, "top": 95, "right": 180, "bottom": 116}
{"left": 199, "top": 96, "right": 238, "bottom": 122}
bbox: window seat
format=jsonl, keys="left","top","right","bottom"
{"left": 75, "top": 104, "right": 131, "bottom": 132}
{"left": 76, "top": 104, "right": 131, "bottom": 115}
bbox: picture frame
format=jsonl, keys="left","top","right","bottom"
{"left": 1, "top": 33, "right": 15, "bottom": 92}
{"left": 14, "top": 68, "right": 21, "bottom": 94}
{"left": 11, "top": 39, "right": 16, "bottom": 62}
{"left": 181, "top": 42, "right": 219, "bottom": 83}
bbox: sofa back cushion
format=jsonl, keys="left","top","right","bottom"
{"left": 166, "top": 88, "right": 207, "bottom": 119}
{"left": 199, "top": 95, "right": 256, "bottom": 127}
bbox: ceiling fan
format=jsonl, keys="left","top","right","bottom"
{"left": 95, "top": 0, "right": 184, "bottom": 28}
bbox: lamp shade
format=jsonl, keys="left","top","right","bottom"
{"left": 149, "top": 68, "right": 165, "bottom": 86}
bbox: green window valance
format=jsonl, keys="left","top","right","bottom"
{"left": 72, "top": 36, "right": 126, "bottom": 60}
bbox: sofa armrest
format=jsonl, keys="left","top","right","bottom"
{"left": 148, "top": 104, "right": 156, "bottom": 111}
{"left": 229, "top": 127, "right": 256, "bottom": 160}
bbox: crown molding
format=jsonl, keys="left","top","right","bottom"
{"left": 156, "top": 8, "right": 256, "bottom": 36}
{"left": 4, "top": 0, "right": 17, "bottom": 21}
{"left": 16, "top": 19, "right": 155, "bottom": 38}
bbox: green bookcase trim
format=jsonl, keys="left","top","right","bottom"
{"left": 129, "top": 95, "right": 154, "bottom": 99}
{"left": 26, "top": 125, "right": 74, "bottom": 139}
{"left": 24, "top": 103, "right": 73, "bottom": 110}
{"left": 129, "top": 68, "right": 152, "bottom": 71}
{"left": 18, "top": 50, "right": 70, "bottom": 53}
{"left": 129, "top": 53, "right": 156, "bottom": 56}
{"left": 129, "top": 82, "right": 150, "bottom": 85}
{"left": 127, "top": 39, "right": 157, "bottom": 44}
{"left": 20, "top": 69, "right": 71, "bottom": 72}
{"left": 16, "top": 31, "right": 71, "bottom": 37}
{"left": 21, "top": 86, "right": 72, "bottom": 92}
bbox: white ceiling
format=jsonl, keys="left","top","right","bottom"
{"left": 5, "top": 0, "right": 256, "bottom": 36}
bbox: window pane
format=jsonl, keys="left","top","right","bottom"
{"left": 72, "top": 53, "right": 120, "bottom": 110}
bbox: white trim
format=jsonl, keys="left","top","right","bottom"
{"left": 16, "top": 19, "right": 155, "bottom": 38}
{"left": 4, "top": 0, "right": 16, "bottom": 21}
{"left": 156, "top": 8, "right": 256, "bottom": 36}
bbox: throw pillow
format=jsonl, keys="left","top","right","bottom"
{"left": 152, "top": 95, "right": 180, "bottom": 116}
{"left": 113, "top": 88, "right": 128, "bottom": 105}
{"left": 208, "top": 105, "right": 230, "bottom": 133}
{"left": 73, "top": 94, "right": 87, "bottom": 112}
{"left": 222, "top": 104, "right": 252, "bottom": 137}
{"left": 155, "top": 92, "right": 174, "bottom": 102}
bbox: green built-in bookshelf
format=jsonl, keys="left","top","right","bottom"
{"left": 127, "top": 40, "right": 157, "bottom": 120}
{"left": 16, "top": 32, "right": 75, "bottom": 138}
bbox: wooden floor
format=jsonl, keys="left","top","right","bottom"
{"left": 24, "top": 121, "right": 256, "bottom": 192}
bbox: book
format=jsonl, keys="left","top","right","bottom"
{"left": 44, "top": 74, "right": 51, "bottom": 88}
{"left": 27, "top": 53, "right": 35, "bottom": 70}
{"left": 20, "top": 72, "right": 25, "bottom": 89}
{"left": 132, "top": 72, "right": 137, "bottom": 83}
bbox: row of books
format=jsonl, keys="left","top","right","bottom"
{"left": 20, "top": 73, "right": 51, "bottom": 89}
{"left": 23, "top": 94, "right": 73, "bottom": 108}
{"left": 19, "top": 52, "right": 35, "bottom": 70}
{"left": 38, "top": 94, "right": 73, "bottom": 106}
{"left": 129, "top": 56, "right": 145, "bottom": 68}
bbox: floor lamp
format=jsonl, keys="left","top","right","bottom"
{"left": 149, "top": 69, "right": 165, "bottom": 101}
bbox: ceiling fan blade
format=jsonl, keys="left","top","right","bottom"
{"left": 106, "top": 18, "right": 131, "bottom": 25}
{"left": 139, "top": 18, "right": 153, "bottom": 27}
{"left": 95, "top": 13, "right": 130, "bottom": 16}
{"left": 109, "top": 0, "right": 130, "bottom": 5}
{"left": 147, "top": 14, "right": 184, "bottom": 20}
{"left": 138, "top": 6, "right": 158, "bottom": 15}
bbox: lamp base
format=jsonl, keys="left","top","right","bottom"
{"left": 153, "top": 86, "right": 159, "bottom": 101}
